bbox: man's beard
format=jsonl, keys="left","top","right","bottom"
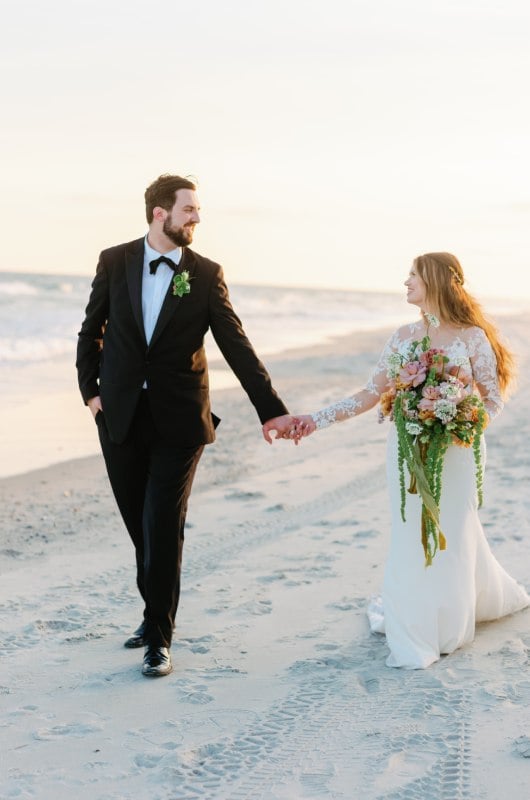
{"left": 163, "top": 218, "right": 195, "bottom": 247}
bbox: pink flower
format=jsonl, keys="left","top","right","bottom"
{"left": 422, "top": 385, "right": 440, "bottom": 400}
{"left": 418, "top": 397, "right": 436, "bottom": 411}
{"left": 399, "top": 362, "right": 427, "bottom": 387}
{"left": 418, "top": 385, "right": 439, "bottom": 411}
{"left": 419, "top": 348, "right": 445, "bottom": 368}
{"left": 447, "top": 365, "right": 473, "bottom": 387}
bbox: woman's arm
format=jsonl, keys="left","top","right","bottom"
{"left": 262, "top": 330, "right": 400, "bottom": 441}
{"left": 467, "top": 327, "right": 504, "bottom": 422}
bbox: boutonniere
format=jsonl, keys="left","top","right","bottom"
{"left": 172, "top": 270, "right": 192, "bottom": 297}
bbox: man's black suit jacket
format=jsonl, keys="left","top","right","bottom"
{"left": 76, "top": 237, "right": 288, "bottom": 446}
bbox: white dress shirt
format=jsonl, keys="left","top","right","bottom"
{"left": 142, "top": 235, "right": 182, "bottom": 345}
{"left": 142, "top": 235, "right": 182, "bottom": 388}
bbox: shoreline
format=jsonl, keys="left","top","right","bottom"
{"left": 0, "top": 321, "right": 397, "bottom": 481}
{"left": 1, "top": 308, "right": 527, "bottom": 482}
{"left": 2, "top": 308, "right": 526, "bottom": 482}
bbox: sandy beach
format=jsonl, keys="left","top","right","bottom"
{"left": 1, "top": 316, "right": 530, "bottom": 799}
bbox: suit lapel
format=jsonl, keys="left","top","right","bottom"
{"left": 148, "top": 248, "right": 196, "bottom": 350}
{"left": 125, "top": 239, "right": 147, "bottom": 346}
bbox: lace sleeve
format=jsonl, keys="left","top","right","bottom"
{"left": 467, "top": 327, "right": 504, "bottom": 422}
{"left": 311, "top": 330, "right": 400, "bottom": 430}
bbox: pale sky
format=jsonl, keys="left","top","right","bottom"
{"left": 2, "top": 0, "right": 530, "bottom": 298}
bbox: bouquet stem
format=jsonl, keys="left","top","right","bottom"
{"left": 395, "top": 399, "right": 446, "bottom": 566}
{"left": 409, "top": 441, "right": 446, "bottom": 566}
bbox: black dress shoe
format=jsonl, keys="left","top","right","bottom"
{"left": 124, "top": 621, "right": 146, "bottom": 649}
{"left": 142, "top": 645, "right": 172, "bottom": 677}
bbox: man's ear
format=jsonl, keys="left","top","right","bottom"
{"left": 152, "top": 206, "right": 167, "bottom": 223}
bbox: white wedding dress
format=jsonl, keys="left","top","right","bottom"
{"left": 312, "top": 322, "right": 529, "bottom": 669}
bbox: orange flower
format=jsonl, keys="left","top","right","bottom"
{"left": 380, "top": 389, "right": 396, "bottom": 416}
{"left": 452, "top": 434, "right": 471, "bottom": 448}
{"left": 459, "top": 405, "right": 479, "bottom": 423}
{"left": 418, "top": 409, "right": 436, "bottom": 420}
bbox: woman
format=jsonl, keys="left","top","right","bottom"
{"left": 264, "top": 253, "right": 529, "bottom": 669}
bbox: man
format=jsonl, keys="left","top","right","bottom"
{"left": 76, "top": 174, "right": 293, "bottom": 677}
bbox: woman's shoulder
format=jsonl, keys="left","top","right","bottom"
{"left": 457, "top": 325, "right": 488, "bottom": 343}
{"left": 392, "top": 320, "right": 423, "bottom": 339}
{"left": 379, "top": 321, "right": 423, "bottom": 355}
{"left": 455, "top": 326, "right": 494, "bottom": 358}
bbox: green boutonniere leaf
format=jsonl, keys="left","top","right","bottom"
{"left": 172, "top": 270, "right": 192, "bottom": 297}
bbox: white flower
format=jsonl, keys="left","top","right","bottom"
{"left": 434, "top": 399, "right": 457, "bottom": 423}
{"left": 438, "top": 381, "right": 461, "bottom": 399}
{"left": 386, "top": 352, "right": 403, "bottom": 378}
{"left": 424, "top": 312, "right": 440, "bottom": 328}
{"left": 405, "top": 421, "right": 423, "bottom": 436}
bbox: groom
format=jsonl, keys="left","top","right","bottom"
{"left": 76, "top": 174, "right": 293, "bottom": 677}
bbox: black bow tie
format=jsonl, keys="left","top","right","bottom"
{"left": 149, "top": 255, "right": 178, "bottom": 274}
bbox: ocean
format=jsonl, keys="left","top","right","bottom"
{"left": 0, "top": 271, "right": 525, "bottom": 478}
{"left": 0, "top": 271, "right": 415, "bottom": 367}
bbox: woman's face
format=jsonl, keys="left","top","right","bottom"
{"left": 404, "top": 264, "right": 427, "bottom": 308}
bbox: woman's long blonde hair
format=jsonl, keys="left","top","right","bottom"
{"left": 414, "top": 252, "right": 516, "bottom": 396}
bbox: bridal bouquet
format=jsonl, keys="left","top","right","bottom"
{"left": 379, "top": 319, "right": 487, "bottom": 566}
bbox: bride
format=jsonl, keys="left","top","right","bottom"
{"left": 263, "top": 252, "right": 529, "bottom": 669}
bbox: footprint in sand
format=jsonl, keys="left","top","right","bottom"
{"left": 265, "top": 503, "right": 287, "bottom": 512}
{"left": 514, "top": 736, "right": 530, "bottom": 758}
{"left": 33, "top": 720, "right": 104, "bottom": 741}
{"left": 238, "top": 598, "right": 273, "bottom": 616}
{"left": 178, "top": 684, "right": 215, "bottom": 705}
{"left": 134, "top": 753, "right": 164, "bottom": 768}
{"left": 327, "top": 596, "right": 365, "bottom": 612}
{"left": 353, "top": 528, "right": 380, "bottom": 539}
{"left": 177, "top": 634, "right": 217, "bottom": 654}
{"left": 257, "top": 570, "right": 288, "bottom": 584}
{"left": 224, "top": 489, "right": 266, "bottom": 501}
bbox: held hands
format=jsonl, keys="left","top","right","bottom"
{"left": 262, "top": 414, "right": 317, "bottom": 445}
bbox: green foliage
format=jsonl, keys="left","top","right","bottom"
{"left": 172, "top": 270, "right": 192, "bottom": 297}
{"left": 393, "top": 392, "right": 485, "bottom": 567}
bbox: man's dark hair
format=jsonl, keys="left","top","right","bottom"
{"left": 144, "top": 174, "right": 197, "bottom": 223}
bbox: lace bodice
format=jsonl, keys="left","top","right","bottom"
{"left": 312, "top": 322, "right": 504, "bottom": 430}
